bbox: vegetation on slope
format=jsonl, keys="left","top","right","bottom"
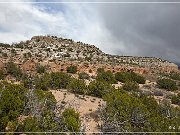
{"left": 0, "top": 61, "right": 179, "bottom": 133}
{"left": 157, "top": 79, "right": 178, "bottom": 91}
{"left": 102, "top": 89, "right": 180, "bottom": 132}
{"left": 115, "top": 71, "right": 145, "bottom": 84}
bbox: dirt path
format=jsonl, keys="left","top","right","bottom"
{"left": 50, "top": 90, "right": 105, "bottom": 132}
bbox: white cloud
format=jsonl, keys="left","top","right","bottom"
{"left": 0, "top": 0, "right": 69, "bottom": 43}
{"left": 0, "top": 0, "right": 120, "bottom": 54}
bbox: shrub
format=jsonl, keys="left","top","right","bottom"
{"left": 62, "top": 108, "right": 81, "bottom": 132}
{"left": 169, "top": 72, "right": 180, "bottom": 81}
{"left": 34, "top": 89, "right": 56, "bottom": 111}
{"left": 0, "top": 70, "right": 5, "bottom": 80}
{"left": 115, "top": 72, "right": 126, "bottom": 82}
{"left": 23, "top": 52, "right": 32, "bottom": 58}
{"left": 97, "top": 70, "right": 116, "bottom": 84}
{"left": 88, "top": 80, "right": 113, "bottom": 98}
{"left": 36, "top": 65, "right": 46, "bottom": 74}
{"left": 34, "top": 74, "right": 51, "bottom": 91}
{"left": 134, "top": 75, "right": 146, "bottom": 84}
{"left": 115, "top": 72, "right": 145, "bottom": 84}
{"left": 67, "top": 78, "right": 87, "bottom": 95}
{"left": 2, "top": 53, "right": 8, "bottom": 57}
{"left": 64, "top": 53, "right": 70, "bottom": 57}
{"left": 165, "top": 93, "right": 174, "bottom": 99}
{"left": 6, "top": 61, "right": 23, "bottom": 80}
{"left": 11, "top": 49, "right": 16, "bottom": 54}
{"left": 67, "top": 66, "right": 77, "bottom": 74}
{"left": 122, "top": 81, "right": 139, "bottom": 92}
{"left": 79, "top": 72, "right": 90, "bottom": 80}
{"left": 17, "top": 117, "right": 41, "bottom": 132}
{"left": 171, "top": 93, "right": 180, "bottom": 105}
{"left": 89, "top": 69, "right": 93, "bottom": 73}
{"left": 102, "top": 89, "right": 180, "bottom": 132}
{"left": 50, "top": 72, "right": 71, "bottom": 89}
{"left": 85, "top": 57, "right": 91, "bottom": 61}
{"left": 67, "top": 48, "right": 73, "bottom": 52}
{"left": 97, "top": 68, "right": 105, "bottom": 74}
{"left": 0, "top": 82, "right": 27, "bottom": 130}
{"left": 157, "top": 79, "right": 177, "bottom": 91}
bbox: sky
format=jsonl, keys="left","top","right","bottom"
{"left": 0, "top": 0, "right": 180, "bottom": 64}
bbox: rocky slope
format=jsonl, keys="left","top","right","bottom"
{"left": 0, "top": 35, "right": 179, "bottom": 75}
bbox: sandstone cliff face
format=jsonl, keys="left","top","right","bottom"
{"left": 0, "top": 35, "right": 179, "bottom": 74}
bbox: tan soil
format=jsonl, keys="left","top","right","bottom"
{"left": 50, "top": 90, "right": 105, "bottom": 132}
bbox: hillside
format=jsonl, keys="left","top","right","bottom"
{"left": 0, "top": 35, "right": 180, "bottom": 133}
{"left": 0, "top": 35, "right": 179, "bottom": 76}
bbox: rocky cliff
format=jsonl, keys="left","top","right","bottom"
{"left": 0, "top": 35, "right": 179, "bottom": 74}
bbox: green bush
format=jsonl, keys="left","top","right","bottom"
{"left": 169, "top": 72, "right": 180, "bottom": 81}
{"left": 34, "top": 74, "right": 50, "bottom": 91}
{"left": 102, "top": 89, "right": 180, "bottom": 132}
{"left": 0, "top": 82, "right": 27, "bottom": 131}
{"left": 0, "top": 70, "right": 5, "bottom": 80}
{"left": 171, "top": 93, "right": 180, "bottom": 105}
{"left": 67, "top": 78, "right": 87, "bottom": 95}
{"left": 79, "top": 72, "right": 90, "bottom": 80}
{"left": 17, "top": 117, "right": 41, "bottom": 132}
{"left": 122, "top": 81, "right": 139, "bottom": 92}
{"left": 33, "top": 72, "right": 71, "bottom": 90}
{"left": 6, "top": 61, "right": 23, "bottom": 80}
{"left": 67, "top": 66, "right": 77, "bottom": 74}
{"left": 115, "top": 72, "right": 145, "bottom": 84}
{"left": 36, "top": 65, "right": 46, "bottom": 74}
{"left": 157, "top": 79, "right": 178, "bottom": 91}
{"left": 62, "top": 108, "right": 81, "bottom": 132}
{"left": 88, "top": 80, "right": 113, "bottom": 98}
{"left": 97, "top": 68, "right": 105, "bottom": 74}
{"left": 34, "top": 89, "right": 56, "bottom": 111}
{"left": 97, "top": 70, "right": 116, "bottom": 84}
{"left": 50, "top": 72, "right": 71, "bottom": 89}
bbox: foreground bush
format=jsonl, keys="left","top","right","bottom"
{"left": 0, "top": 82, "right": 27, "bottom": 131}
{"left": 102, "top": 89, "right": 180, "bottom": 132}
{"left": 157, "top": 79, "right": 178, "bottom": 91}
{"left": 0, "top": 81, "right": 81, "bottom": 132}
{"left": 62, "top": 108, "right": 81, "bottom": 132}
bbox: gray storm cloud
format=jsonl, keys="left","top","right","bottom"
{"left": 97, "top": 3, "right": 180, "bottom": 63}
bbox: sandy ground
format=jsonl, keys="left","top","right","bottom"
{"left": 50, "top": 90, "right": 105, "bottom": 132}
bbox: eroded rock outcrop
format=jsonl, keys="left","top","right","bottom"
{"left": 0, "top": 35, "right": 179, "bottom": 74}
